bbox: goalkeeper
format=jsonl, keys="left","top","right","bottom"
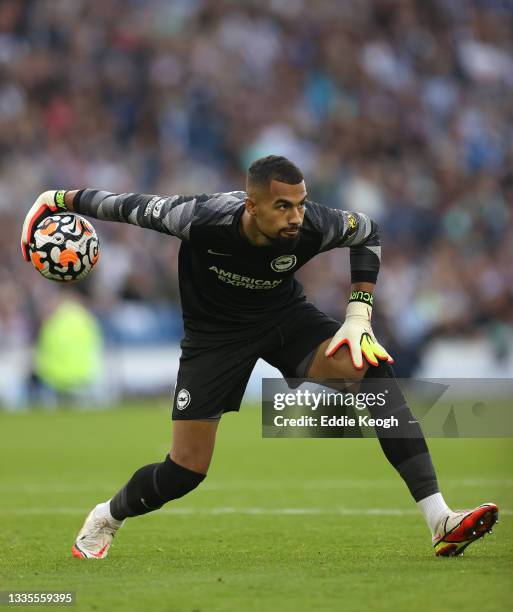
{"left": 21, "top": 155, "right": 498, "bottom": 558}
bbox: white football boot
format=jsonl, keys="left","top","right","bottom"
{"left": 72, "top": 501, "right": 124, "bottom": 559}
{"left": 433, "top": 502, "right": 498, "bottom": 556}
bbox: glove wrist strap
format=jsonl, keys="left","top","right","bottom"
{"left": 54, "top": 190, "right": 67, "bottom": 209}
{"left": 348, "top": 289, "right": 373, "bottom": 307}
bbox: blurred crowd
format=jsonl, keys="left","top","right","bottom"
{"left": 1, "top": 0, "right": 512, "bottom": 382}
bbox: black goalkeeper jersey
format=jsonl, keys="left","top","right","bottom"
{"left": 74, "top": 190, "right": 381, "bottom": 335}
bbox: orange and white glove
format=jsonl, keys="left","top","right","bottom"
{"left": 325, "top": 293, "right": 394, "bottom": 369}
{"left": 21, "top": 190, "right": 67, "bottom": 261}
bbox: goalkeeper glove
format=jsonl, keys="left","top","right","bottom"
{"left": 21, "top": 190, "right": 67, "bottom": 262}
{"left": 325, "top": 291, "right": 394, "bottom": 369}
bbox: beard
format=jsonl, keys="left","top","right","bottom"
{"left": 261, "top": 228, "right": 301, "bottom": 251}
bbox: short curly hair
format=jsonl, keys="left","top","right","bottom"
{"left": 246, "top": 155, "right": 303, "bottom": 190}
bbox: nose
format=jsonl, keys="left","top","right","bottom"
{"left": 289, "top": 207, "right": 302, "bottom": 226}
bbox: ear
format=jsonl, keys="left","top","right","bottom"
{"left": 245, "top": 198, "right": 257, "bottom": 216}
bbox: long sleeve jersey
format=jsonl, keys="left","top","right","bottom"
{"left": 74, "top": 190, "right": 381, "bottom": 335}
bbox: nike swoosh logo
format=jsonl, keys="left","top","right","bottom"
{"left": 207, "top": 249, "right": 232, "bottom": 256}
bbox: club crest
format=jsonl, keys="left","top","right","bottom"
{"left": 271, "top": 255, "right": 297, "bottom": 272}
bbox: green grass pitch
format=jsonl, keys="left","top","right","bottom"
{"left": 0, "top": 403, "right": 511, "bottom": 611}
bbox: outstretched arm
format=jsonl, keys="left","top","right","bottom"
{"left": 65, "top": 189, "right": 201, "bottom": 239}
{"left": 20, "top": 188, "right": 230, "bottom": 261}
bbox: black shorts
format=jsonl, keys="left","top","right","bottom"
{"left": 172, "top": 301, "right": 340, "bottom": 420}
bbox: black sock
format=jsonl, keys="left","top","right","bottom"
{"left": 110, "top": 455, "right": 206, "bottom": 520}
{"left": 362, "top": 363, "right": 439, "bottom": 501}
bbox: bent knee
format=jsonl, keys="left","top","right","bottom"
{"left": 170, "top": 419, "right": 219, "bottom": 474}
{"left": 170, "top": 448, "right": 213, "bottom": 475}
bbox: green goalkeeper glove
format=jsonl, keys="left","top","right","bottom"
{"left": 325, "top": 291, "right": 394, "bottom": 369}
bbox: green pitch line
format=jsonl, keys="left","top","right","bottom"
{"left": 0, "top": 403, "right": 511, "bottom": 612}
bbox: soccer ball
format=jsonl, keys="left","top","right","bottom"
{"left": 29, "top": 213, "right": 100, "bottom": 282}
